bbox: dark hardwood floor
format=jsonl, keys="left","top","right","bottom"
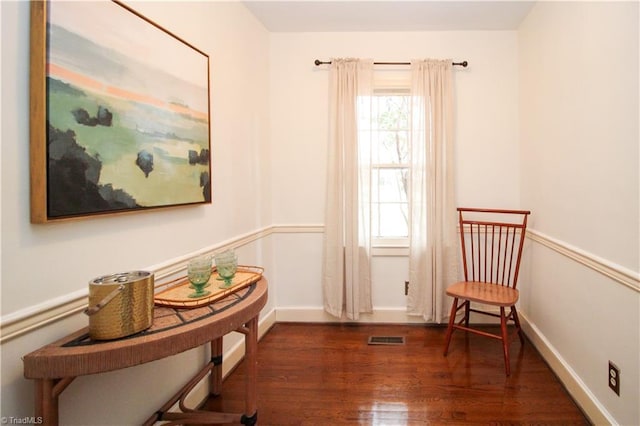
{"left": 204, "top": 323, "right": 590, "bottom": 425}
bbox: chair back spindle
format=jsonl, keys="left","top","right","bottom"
{"left": 458, "top": 208, "right": 530, "bottom": 290}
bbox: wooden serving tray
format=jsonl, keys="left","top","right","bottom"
{"left": 154, "top": 265, "right": 264, "bottom": 308}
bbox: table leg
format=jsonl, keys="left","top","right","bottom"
{"left": 34, "top": 377, "right": 73, "bottom": 426}
{"left": 241, "top": 316, "right": 258, "bottom": 425}
{"left": 210, "top": 337, "right": 223, "bottom": 396}
{"left": 35, "top": 379, "right": 57, "bottom": 426}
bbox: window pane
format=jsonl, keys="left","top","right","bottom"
{"left": 377, "top": 203, "right": 408, "bottom": 237}
{"left": 369, "top": 131, "right": 380, "bottom": 163}
{"left": 372, "top": 202, "right": 380, "bottom": 237}
{"left": 365, "top": 91, "right": 411, "bottom": 241}
{"left": 378, "top": 130, "right": 408, "bottom": 164}
{"left": 372, "top": 168, "right": 408, "bottom": 202}
{"left": 376, "top": 96, "right": 409, "bottom": 130}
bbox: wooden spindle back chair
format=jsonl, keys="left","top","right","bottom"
{"left": 443, "top": 207, "right": 531, "bottom": 376}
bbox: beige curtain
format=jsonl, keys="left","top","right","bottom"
{"left": 322, "top": 58, "right": 374, "bottom": 320}
{"left": 407, "top": 59, "right": 459, "bottom": 323}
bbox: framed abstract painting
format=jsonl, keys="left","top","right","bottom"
{"left": 30, "top": 0, "right": 211, "bottom": 223}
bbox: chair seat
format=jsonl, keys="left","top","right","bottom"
{"left": 446, "top": 281, "right": 519, "bottom": 306}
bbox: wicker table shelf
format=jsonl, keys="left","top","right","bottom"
{"left": 23, "top": 278, "right": 268, "bottom": 426}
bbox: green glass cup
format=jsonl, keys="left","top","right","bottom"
{"left": 187, "top": 256, "right": 212, "bottom": 298}
{"left": 215, "top": 250, "right": 238, "bottom": 288}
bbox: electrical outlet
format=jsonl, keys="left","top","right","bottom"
{"left": 608, "top": 361, "right": 620, "bottom": 396}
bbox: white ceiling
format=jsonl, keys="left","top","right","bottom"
{"left": 242, "top": 1, "right": 536, "bottom": 32}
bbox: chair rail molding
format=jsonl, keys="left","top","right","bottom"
{"left": 0, "top": 224, "right": 323, "bottom": 344}
{"left": 4, "top": 224, "right": 638, "bottom": 343}
{"left": 526, "top": 228, "right": 640, "bottom": 293}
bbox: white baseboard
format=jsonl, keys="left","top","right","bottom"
{"left": 275, "top": 307, "right": 430, "bottom": 324}
{"left": 519, "top": 312, "right": 613, "bottom": 425}
{"left": 275, "top": 306, "right": 508, "bottom": 325}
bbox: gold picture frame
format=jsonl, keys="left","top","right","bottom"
{"left": 30, "top": 1, "right": 211, "bottom": 223}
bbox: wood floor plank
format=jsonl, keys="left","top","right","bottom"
{"left": 204, "top": 323, "right": 590, "bottom": 425}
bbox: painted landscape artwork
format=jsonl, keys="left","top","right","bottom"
{"left": 43, "top": 1, "right": 210, "bottom": 219}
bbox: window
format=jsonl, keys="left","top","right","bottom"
{"left": 365, "top": 88, "right": 411, "bottom": 247}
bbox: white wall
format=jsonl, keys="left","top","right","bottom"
{"left": 1, "top": 1, "right": 272, "bottom": 424}
{"left": 3, "top": 1, "right": 638, "bottom": 424}
{"left": 1, "top": 0, "right": 271, "bottom": 315}
{"left": 269, "top": 31, "right": 521, "bottom": 317}
{"left": 518, "top": 2, "right": 639, "bottom": 424}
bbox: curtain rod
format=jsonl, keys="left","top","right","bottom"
{"left": 314, "top": 59, "right": 468, "bottom": 68}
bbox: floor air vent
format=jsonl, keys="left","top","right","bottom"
{"left": 367, "top": 336, "right": 405, "bottom": 345}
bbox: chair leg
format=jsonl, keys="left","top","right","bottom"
{"left": 443, "top": 297, "right": 459, "bottom": 356}
{"left": 463, "top": 301, "right": 470, "bottom": 327}
{"left": 510, "top": 306, "right": 525, "bottom": 345}
{"left": 500, "top": 307, "right": 510, "bottom": 376}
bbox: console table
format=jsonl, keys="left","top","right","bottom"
{"left": 23, "top": 278, "right": 268, "bottom": 425}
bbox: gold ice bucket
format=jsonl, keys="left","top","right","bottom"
{"left": 84, "top": 271, "right": 154, "bottom": 340}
